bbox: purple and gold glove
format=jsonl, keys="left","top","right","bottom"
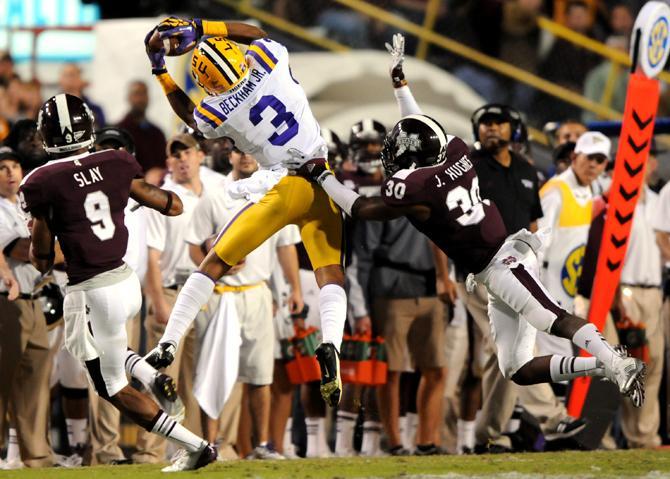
{"left": 156, "top": 16, "right": 199, "bottom": 56}
{"left": 144, "top": 29, "right": 166, "bottom": 75}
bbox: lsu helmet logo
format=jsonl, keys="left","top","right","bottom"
{"left": 561, "top": 245, "right": 585, "bottom": 298}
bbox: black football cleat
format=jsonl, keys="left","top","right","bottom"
{"left": 315, "top": 342, "right": 342, "bottom": 407}
{"left": 151, "top": 373, "right": 185, "bottom": 421}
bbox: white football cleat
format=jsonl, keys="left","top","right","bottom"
{"left": 604, "top": 351, "right": 646, "bottom": 397}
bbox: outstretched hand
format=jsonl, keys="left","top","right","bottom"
{"left": 144, "top": 28, "right": 167, "bottom": 74}
{"left": 384, "top": 33, "right": 406, "bottom": 87}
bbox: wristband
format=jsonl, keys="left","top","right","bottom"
{"left": 156, "top": 72, "right": 178, "bottom": 94}
{"left": 199, "top": 19, "right": 228, "bottom": 37}
{"left": 162, "top": 191, "right": 174, "bottom": 215}
{"left": 391, "top": 67, "right": 407, "bottom": 88}
{"left": 203, "top": 20, "right": 228, "bottom": 36}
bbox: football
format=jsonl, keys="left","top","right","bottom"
{"left": 147, "top": 29, "right": 188, "bottom": 56}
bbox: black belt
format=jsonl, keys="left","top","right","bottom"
{"left": 0, "top": 291, "right": 43, "bottom": 300}
{"left": 165, "top": 284, "right": 180, "bottom": 291}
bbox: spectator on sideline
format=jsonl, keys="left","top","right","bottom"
{"left": 0, "top": 148, "right": 53, "bottom": 468}
{"left": 117, "top": 80, "right": 166, "bottom": 184}
{"left": 59, "top": 64, "right": 106, "bottom": 127}
{"left": 620, "top": 153, "right": 663, "bottom": 448}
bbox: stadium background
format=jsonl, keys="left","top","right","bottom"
{"left": 3, "top": 0, "right": 670, "bottom": 174}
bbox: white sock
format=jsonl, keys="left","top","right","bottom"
{"left": 361, "top": 421, "right": 382, "bottom": 456}
{"left": 6, "top": 428, "right": 20, "bottom": 462}
{"left": 162, "top": 272, "right": 215, "bottom": 346}
{"left": 66, "top": 418, "right": 88, "bottom": 450}
{"left": 549, "top": 355, "right": 604, "bottom": 382}
{"left": 305, "top": 417, "right": 320, "bottom": 458}
{"left": 404, "top": 412, "right": 418, "bottom": 449}
{"left": 283, "top": 417, "right": 295, "bottom": 457}
{"left": 335, "top": 411, "right": 356, "bottom": 455}
{"left": 457, "top": 419, "right": 475, "bottom": 453}
{"left": 319, "top": 284, "right": 347, "bottom": 351}
{"left": 572, "top": 323, "right": 619, "bottom": 368}
{"left": 151, "top": 411, "right": 206, "bottom": 453}
{"left": 317, "top": 417, "right": 330, "bottom": 457}
{"left": 125, "top": 350, "right": 157, "bottom": 388}
{"left": 398, "top": 415, "right": 408, "bottom": 448}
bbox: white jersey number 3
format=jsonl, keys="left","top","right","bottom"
{"left": 446, "top": 177, "right": 488, "bottom": 226}
{"left": 84, "top": 190, "right": 115, "bottom": 241}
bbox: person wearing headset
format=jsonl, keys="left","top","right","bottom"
{"left": 469, "top": 104, "right": 542, "bottom": 235}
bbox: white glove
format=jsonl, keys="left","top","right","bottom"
{"left": 283, "top": 148, "right": 308, "bottom": 172}
{"left": 384, "top": 33, "right": 406, "bottom": 86}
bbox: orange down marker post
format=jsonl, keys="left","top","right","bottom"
{"left": 567, "top": 72, "right": 659, "bottom": 418}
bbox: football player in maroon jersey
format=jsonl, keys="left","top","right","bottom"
{"left": 287, "top": 110, "right": 645, "bottom": 408}
{"left": 20, "top": 94, "right": 217, "bottom": 471}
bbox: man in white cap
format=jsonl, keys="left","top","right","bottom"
{"left": 537, "top": 131, "right": 610, "bottom": 358}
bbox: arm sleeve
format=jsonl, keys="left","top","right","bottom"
{"left": 394, "top": 85, "right": 423, "bottom": 117}
{"left": 320, "top": 174, "right": 361, "bottom": 216}
{"left": 145, "top": 208, "right": 167, "bottom": 252}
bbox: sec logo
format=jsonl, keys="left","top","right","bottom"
{"left": 633, "top": 1, "right": 670, "bottom": 78}
{"left": 561, "top": 245, "right": 585, "bottom": 298}
{"left": 648, "top": 17, "right": 669, "bottom": 68}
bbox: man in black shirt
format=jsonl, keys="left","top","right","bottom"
{"left": 470, "top": 104, "right": 543, "bottom": 234}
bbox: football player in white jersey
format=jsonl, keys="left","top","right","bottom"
{"left": 143, "top": 17, "right": 346, "bottom": 407}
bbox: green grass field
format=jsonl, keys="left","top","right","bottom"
{"left": 2, "top": 450, "right": 670, "bottom": 478}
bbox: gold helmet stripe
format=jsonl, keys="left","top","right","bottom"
{"left": 200, "top": 42, "right": 239, "bottom": 85}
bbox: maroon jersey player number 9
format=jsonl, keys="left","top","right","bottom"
{"left": 20, "top": 148, "right": 143, "bottom": 285}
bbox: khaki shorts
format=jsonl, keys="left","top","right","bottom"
{"left": 228, "top": 283, "right": 275, "bottom": 385}
{"left": 373, "top": 297, "right": 446, "bottom": 372}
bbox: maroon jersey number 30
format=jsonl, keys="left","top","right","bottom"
{"left": 381, "top": 136, "right": 508, "bottom": 274}
{"left": 20, "top": 149, "right": 143, "bottom": 285}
